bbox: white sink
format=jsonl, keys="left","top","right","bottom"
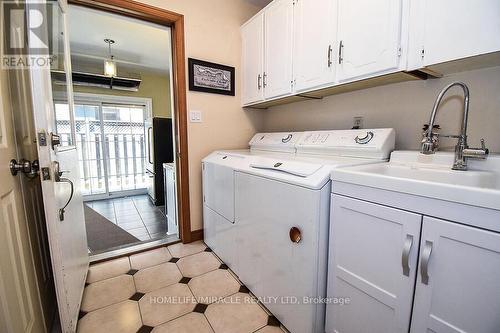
{"left": 332, "top": 151, "right": 500, "bottom": 210}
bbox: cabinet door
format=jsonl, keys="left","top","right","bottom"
{"left": 337, "top": 0, "right": 402, "bottom": 82}
{"left": 294, "top": 0, "right": 337, "bottom": 92}
{"left": 411, "top": 217, "right": 500, "bottom": 333}
{"left": 241, "top": 13, "right": 264, "bottom": 105}
{"left": 326, "top": 195, "right": 421, "bottom": 333}
{"left": 422, "top": 0, "right": 500, "bottom": 67}
{"left": 264, "top": 0, "right": 294, "bottom": 99}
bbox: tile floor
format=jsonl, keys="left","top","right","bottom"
{"left": 86, "top": 195, "right": 167, "bottom": 241}
{"left": 78, "top": 241, "right": 286, "bottom": 333}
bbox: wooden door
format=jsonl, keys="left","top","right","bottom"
{"left": 264, "top": 0, "right": 294, "bottom": 99}
{"left": 411, "top": 217, "right": 500, "bottom": 333}
{"left": 336, "top": 0, "right": 402, "bottom": 82}
{"left": 27, "top": 1, "right": 89, "bottom": 332}
{"left": 326, "top": 195, "right": 421, "bottom": 333}
{"left": 241, "top": 13, "right": 264, "bottom": 105}
{"left": 0, "top": 53, "right": 45, "bottom": 333}
{"left": 420, "top": 0, "right": 500, "bottom": 67}
{"left": 294, "top": 0, "right": 337, "bottom": 92}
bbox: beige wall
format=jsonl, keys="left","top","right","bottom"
{"left": 141, "top": 0, "right": 264, "bottom": 231}
{"left": 261, "top": 66, "right": 500, "bottom": 154}
{"left": 73, "top": 71, "right": 172, "bottom": 118}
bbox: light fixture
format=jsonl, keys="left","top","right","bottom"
{"left": 103, "top": 38, "right": 117, "bottom": 77}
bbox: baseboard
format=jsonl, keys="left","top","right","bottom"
{"left": 190, "top": 229, "right": 204, "bottom": 242}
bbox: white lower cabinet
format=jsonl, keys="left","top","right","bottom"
{"left": 326, "top": 195, "right": 421, "bottom": 333}
{"left": 327, "top": 194, "right": 500, "bottom": 333}
{"left": 411, "top": 217, "right": 500, "bottom": 333}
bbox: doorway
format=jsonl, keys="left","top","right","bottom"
{"left": 54, "top": 96, "right": 151, "bottom": 199}
{"left": 56, "top": 3, "right": 186, "bottom": 256}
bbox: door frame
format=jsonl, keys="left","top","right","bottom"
{"left": 68, "top": 0, "right": 193, "bottom": 242}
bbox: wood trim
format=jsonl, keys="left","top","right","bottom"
{"left": 69, "top": 0, "right": 192, "bottom": 243}
{"left": 190, "top": 229, "right": 204, "bottom": 242}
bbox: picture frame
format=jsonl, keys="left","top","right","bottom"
{"left": 188, "top": 58, "right": 235, "bottom": 96}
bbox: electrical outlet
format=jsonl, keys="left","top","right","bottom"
{"left": 353, "top": 116, "right": 364, "bottom": 129}
{"left": 189, "top": 110, "right": 202, "bottom": 123}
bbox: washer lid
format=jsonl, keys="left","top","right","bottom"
{"left": 249, "top": 159, "right": 322, "bottom": 177}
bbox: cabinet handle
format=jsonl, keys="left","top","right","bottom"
{"left": 327, "top": 44, "right": 333, "bottom": 67}
{"left": 401, "top": 234, "right": 413, "bottom": 276}
{"left": 420, "top": 240, "right": 433, "bottom": 285}
{"left": 258, "top": 74, "right": 262, "bottom": 90}
{"left": 263, "top": 72, "right": 267, "bottom": 87}
{"left": 338, "top": 40, "right": 344, "bottom": 64}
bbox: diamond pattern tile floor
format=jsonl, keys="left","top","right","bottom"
{"left": 77, "top": 242, "right": 287, "bottom": 333}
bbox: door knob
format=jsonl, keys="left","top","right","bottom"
{"left": 10, "top": 159, "right": 39, "bottom": 177}
{"left": 289, "top": 227, "right": 302, "bottom": 243}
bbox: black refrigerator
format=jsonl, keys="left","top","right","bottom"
{"left": 145, "top": 117, "right": 174, "bottom": 206}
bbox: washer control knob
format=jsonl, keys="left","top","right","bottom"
{"left": 355, "top": 131, "right": 374, "bottom": 144}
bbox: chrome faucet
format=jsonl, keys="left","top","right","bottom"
{"left": 421, "top": 82, "right": 488, "bottom": 171}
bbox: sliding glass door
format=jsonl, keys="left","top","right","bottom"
{"left": 55, "top": 96, "right": 150, "bottom": 199}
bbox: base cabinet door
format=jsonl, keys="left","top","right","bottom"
{"left": 336, "top": 0, "right": 402, "bottom": 82}
{"left": 264, "top": 0, "right": 294, "bottom": 99}
{"left": 293, "top": 0, "right": 337, "bottom": 92}
{"left": 242, "top": 13, "right": 264, "bottom": 105}
{"left": 326, "top": 195, "right": 421, "bottom": 333}
{"left": 410, "top": 217, "right": 500, "bottom": 333}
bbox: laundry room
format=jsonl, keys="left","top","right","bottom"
{"left": 1, "top": 0, "right": 499, "bottom": 333}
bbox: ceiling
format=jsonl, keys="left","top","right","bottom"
{"left": 244, "top": 0, "right": 272, "bottom": 8}
{"left": 68, "top": 5, "right": 171, "bottom": 75}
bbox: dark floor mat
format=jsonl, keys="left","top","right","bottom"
{"left": 84, "top": 205, "right": 140, "bottom": 253}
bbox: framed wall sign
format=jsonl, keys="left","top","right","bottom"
{"left": 188, "top": 58, "right": 235, "bottom": 96}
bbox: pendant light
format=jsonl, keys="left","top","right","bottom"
{"left": 103, "top": 38, "right": 117, "bottom": 77}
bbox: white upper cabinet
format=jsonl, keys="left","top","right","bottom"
{"left": 264, "top": 0, "right": 294, "bottom": 99}
{"left": 241, "top": 13, "right": 264, "bottom": 105}
{"left": 293, "top": 0, "right": 337, "bottom": 92}
{"left": 337, "top": 0, "right": 403, "bottom": 82}
{"left": 409, "top": 0, "right": 500, "bottom": 69}
{"left": 411, "top": 217, "right": 500, "bottom": 333}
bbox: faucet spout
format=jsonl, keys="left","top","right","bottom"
{"left": 420, "top": 82, "right": 488, "bottom": 170}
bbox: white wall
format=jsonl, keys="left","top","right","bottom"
{"left": 140, "top": 0, "right": 264, "bottom": 231}
{"left": 261, "top": 66, "right": 500, "bottom": 153}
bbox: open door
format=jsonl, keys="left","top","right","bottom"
{"left": 25, "top": 1, "right": 88, "bottom": 331}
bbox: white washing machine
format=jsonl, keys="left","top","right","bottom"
{"left": 202, "top": 129, "right": 395, "bottom": 333}
{"left": 202, "top": 132, "right": 303, "bottom": 270}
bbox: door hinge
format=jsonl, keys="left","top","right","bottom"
{"left": 421, "top": 47, "right": 425, "bottom": 59}
{"left": 397, "top": 46, "right": 402, "bottom": 57}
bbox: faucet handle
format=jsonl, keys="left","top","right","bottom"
{"left": 462, "top": 138, "right": 489, "bottom": 159}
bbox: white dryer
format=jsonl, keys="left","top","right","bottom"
{"left": 202, "top": 129, "right": 395, "bottom": 333}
